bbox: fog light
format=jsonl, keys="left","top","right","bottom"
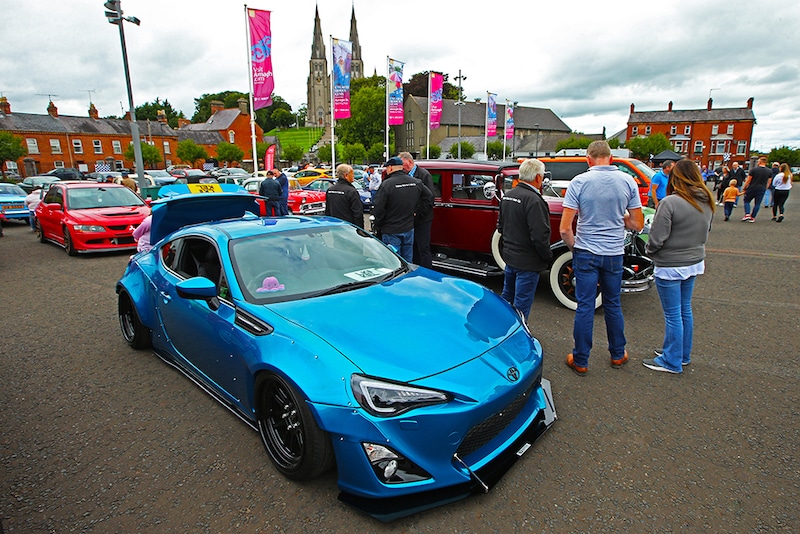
{"left": 361, "top": 442, "right": 431, "bottom": 484}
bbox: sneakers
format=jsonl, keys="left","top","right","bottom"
{"left": 741, "top": 215, "right": 753, "bottom": 221}
{"left": 747, "top": 217, "right": 756, "bottom": 223}
{"left": 777, "top": 216, "right": 784, "bottom": 223}
{"left": 653, "top": 349, "right": 690, "bottom": 366}
{"left": 610, "top": 350, "right": 629, "bottom": 368}
{"left": 724, "top": 216, "right": 729, "bottom": 221}
{"left": 565, "top": 353, "right": 587, "bottom": 376}
{"left": 642, "top": 358, "right": 681, "bottom": 374}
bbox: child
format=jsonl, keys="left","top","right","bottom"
{"left": 722, "top": 179, "right": 743, "bottom": 221}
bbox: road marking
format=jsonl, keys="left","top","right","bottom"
{"left": 707, "top": 248, "right": 800, "bottom": 260}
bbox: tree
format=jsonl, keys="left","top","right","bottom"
{"left": 486, "top": 141, "right": 505, "bottom": 161}
{"left": 555, "top": 135, "right": 595, "bottom": 152}
{"left": 767, "top": 145, "right": 800, "bottom": 167}
{"left": 296, "top": 104, "right": 308, "bottom": 127}
{"left": 216, "top": 142, "right": 244, "bottom": 165}
{"left": 176, "top": 139, "right": 209, "bottom": 167}
{"left": 282, "top": 144, "right": 304, "bottom": 165}
{"left": 403, "top": 72, "right": 460, "bottom": 100}
{"left": 192, "top": 91, "right": 248, "bottom": 123}
{"left": 625, "top": 133, "right": 672, "bottom": 161}
{"left": 271, "top": 108, "right": 295, "bottom": 129}
{"left": 422, "top": 145, "right": 442, "bottom": 159}
{"left": 335, "top": 78, "right": 386, "bottom": 148}
{"left": 449, "top": 141, "right": 475, "bottom": 159}
{"left": 0, "top": 131, "right": 27, "bottom": 178}
{"left": 367, "top": 142, "right": 387, "bottom": 164}
{"left": 124, "top": 142, "right": 162, "bottom": 168}
{"left": 135, "top": 97, "right": 186, "bottom": 129}
{"left": 342, "top": 143, "right": 367, "bottom": 164}
{"left": 316, "top": 142, "right": 344, "bottom": 164}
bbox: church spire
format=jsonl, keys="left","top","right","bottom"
{"left": 349, "top": 3, "right": 363, "bottom": 79}
{"left": 311, "top": 4, "right": 326, "bottom": 60}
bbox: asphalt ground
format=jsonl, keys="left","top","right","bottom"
{"left": 1, "top": 193, "right": 798, "bottom": 532}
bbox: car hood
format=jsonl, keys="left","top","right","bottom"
{"left": 0, "top": 194, "right": 26, "bottom": 203}
{"left": 150, "top": 185, "right": 260, "bottom": 244}
{"left": 267, "top": 270, "right": 524, "bottom": 382}
{"left": 68, "top": 206, "right": 149, "bottom": 223}
{"left": 288, "top": 189, "right": 325, "bottom": 201}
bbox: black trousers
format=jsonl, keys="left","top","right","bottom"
{"left": 413, "top": 219, "right": 433, "bottom": 268}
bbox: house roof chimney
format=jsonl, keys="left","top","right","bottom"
{"left": 630, "top": 103, "right": 635, "bottom": 114}
{"left": 177, "top": 118, "right": 190, "bottom": 128}
{"left": 210, "top": 100, "right": 224, "bottom": 115}
{"left": 157, "top": 109, "right": 168, "bottom": 123}
{"left": 707, "top": 98, "right": 713, "bottom": 111}
{"left": 47, "top": 100, "right": 58, "bottom": 117}
{"left": 237, "top": 97, "right": 249, "bottom": 115}
{"left": 0, "top": 96, "right": 10, "bottom": 115}
{"left": 668, "top": 101, "right": 673, "bottom": 111}
{"left": 88, "top": 103, "right": 99, "bottom": 119}
{"left": 747, "top": 97, "right": 754, "bottom": 109}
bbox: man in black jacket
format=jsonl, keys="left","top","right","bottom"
{"left": 496, "top": 158, "right": 552, "bottom": 319}
{"left": 373, "top": 156, "right": 433, "bottom": 262}
{"left": 399, "top": 152, "right": 436, "bottom": 268}
{"left": 258, "top": 171, "right": 282, "bottom": 216}
{"left": 325, "top": 164, "right": 363, "bottom": 227}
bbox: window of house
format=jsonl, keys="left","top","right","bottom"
{"left": 115, "top": 160, "right": 124, "bottom": 170}
{"left": 631, "top": 126, "right": 638, "bottom": 136}
{"left": 727, "top": 124, "right": 734, "bottom": 135}
{"left": 694, "top": 141, "right": 703, "bottom": 153}
{"left": 645, "top": 126, "right": 651, "bottom": 135}
{"left": 713, "top": 141, "right": 726, "bottom": 154}
{"left": 737, "top": 141, "right": 747, "bottom": 155}
{"left": 112, "top": 140, "right": 122, "bottom": 154}
{"left": 673, "top": 141, "right": 685, "bottom": 153}
{"left": 670, "top": 126, "right": 677, "bottom": 135}
{"left": 684, "top": 125, "right": 691, "bottom": 135}
{"left": 228, "top": 130, "right": 235, "bottom": 143}
{"left": 6, "top": 161, "right": 19, "bottom": 173}
{"left": 73, "top": 139, "right": 83, "bottom": 154}
{"left": 93, "top": 140, "right": 102, "bottom": 154}
{"left": 26, "top": 138, "right": 39, "bottom": 154}
{"left": 711, "top": 125, "right": 719, "bottom": 135}
{"left": 49, "top": 139, "right": 62, "bottom": 154}
{"left": 54, "top": 161, "right": 65, "bottom": 168}
{"left": 163, "top": 141, "right": 171, "bottom": 154}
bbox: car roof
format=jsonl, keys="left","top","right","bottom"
{"left": 416, "top": 159, "right": 521, "bottom": 173}
{"left": 52, "top": 181, "right": 126, "bottom": 189}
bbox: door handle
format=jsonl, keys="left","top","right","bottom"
{"left": 159, "top": 291, "right": 171, "bottom": 304}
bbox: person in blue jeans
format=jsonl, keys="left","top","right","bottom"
{"left": 643, "top": 159, "right": 714, "bottom": 373}
{"left": 496, "top": 158, "right": 552, "bottom": 319}
{"left": 559, "top": 141, "right": 644, "bottom": 375}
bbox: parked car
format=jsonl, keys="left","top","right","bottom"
{"left": 535, "top": 155, "right": 655, "bottom": 207}
{"left": 115, "top": 188, "right": 556, "bottom": 520}
{"left": 35, "top": 182, "right": 149, "bottom": 255}
{"left": 293, "top": 168, "right": 331, "bottom": 186}
{"left": 168, "top": 168, "right": 209, "bottom": 183}
{"left": 46, "top": 167, "right": 86, "bottom": 181}
{"left": 18, "top": 175, "right": 61, "bottom": 194}
{"left": 87, "top": 171, "right": 123, "bottom": 183}
{"left": 242, "top": 177, "right": 326, "bottom": 215}
{"left": 145, "top": 169, "right": 179, "bottom": 186}
{"left": 417, "top": 160, "right": 654, "bottom": 310}
{"left": 303, "top": 177, "right": 372, "bottom": 213}
{"left": 0, "top": 182, "right": 31, "bottom": 222}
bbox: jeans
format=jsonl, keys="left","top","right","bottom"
{"left": 501, "top": 266, "right": 540, "bottom": 319}
{"left": 743, "top": 188, "right": 765, "bottom": 219}
{"left": 29, "top": 212, "right": 36, "bottom": 230}
{"left": 654, "top": 276, "right": 696, "bottom": 372}
{"left": 723, "top": 202, "right": 735, "bottom": 219}
{"left": 763, "top": 187, "right": 773, "bottom": 207}
{"left": 382, "top": 229, "right": 415, "bottom": 263}
{"left": 571, "top": 250, "right": 626, "bottom": 367}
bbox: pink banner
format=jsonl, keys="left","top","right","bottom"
{"left": 248, "top": 9, "right": 274, "bottom": 110}
{"left": 505, "top": 104, "right": 515, "bottom": 140}
{"left": 388, "top": 58, "right": 404, "bottom": 126}
{"left": 487, "top": 93, "right": 497, "bottom": 137}
{"left": 429, "top": 72, "right": 443, "bottom": 130}
{"left": 264, "top": 144, "right": 276, "bottom": 171}
{"left": 332, "top": 39, "right": 352, "bottom": 120}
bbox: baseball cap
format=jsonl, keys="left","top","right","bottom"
{"left": 383, "top": 156, "right": 403, "bottom": 167}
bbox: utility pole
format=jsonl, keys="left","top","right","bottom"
{"left": 454, "top": 70, "right": 466, "bottom": 159}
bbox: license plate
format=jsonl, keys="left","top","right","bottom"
{"left": 187, "top": 183, "right": 223, "bottom": 194}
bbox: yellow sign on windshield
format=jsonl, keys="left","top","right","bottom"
{"left": 187, "top": 183, "right": 223, "bottom": 194}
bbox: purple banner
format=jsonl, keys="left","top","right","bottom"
{"left": 332, "top": 38, "right": 352, "bottom": 120}
{"left": 505, "top": 103, "right": 515, "bottom": 140}
{"left": 429, "top": 72, "right": 443, "bottom": 130}
{"left": 487, "top": 93, "right": 497, "bottom": 137}
{"left": 388, "top": 59, "right": 404, "bottom": 126}
{"left": 248, "top": 9, "right": 273, "bottom": 110}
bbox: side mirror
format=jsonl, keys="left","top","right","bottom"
{"left": 483, "top": 181, "right": 497, "bottom": 200}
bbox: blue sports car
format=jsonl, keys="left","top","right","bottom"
{"left": 116, "top": 185, "right": 556, "bottom": 521}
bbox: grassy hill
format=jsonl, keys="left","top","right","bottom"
{"left": 266, "top": 127, "right": 325, "bottom": 153}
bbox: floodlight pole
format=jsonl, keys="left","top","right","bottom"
{"left": 105, "top": 0, "right": 146, "bottom": 189}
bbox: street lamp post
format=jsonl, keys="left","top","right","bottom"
{"left": 534, "top": 123, "right": 540, "bottom": 158}
{"left": 454, "top": 69, "right": 466, "bottom": 159}
{"left": 104, "top": 0, "right": 146, "bottom": 189}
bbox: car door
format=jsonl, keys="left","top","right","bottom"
{"left": 432, "top": 169, "right": 499, "bottom": 254}
{"left": 154, "top": 236, "right": 250, "bottom": 404}
{"left": 37, "top": 186, "right": 65, "bottom": 241}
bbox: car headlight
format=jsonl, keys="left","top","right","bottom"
{"left": 351, "top": 374, "right": 450, "bottom": 417}
{"left": 300, "top": 198, "right": 307, "bottom": 204}
{"left": 72, "top": 225, "right": 105, "bottom": 232}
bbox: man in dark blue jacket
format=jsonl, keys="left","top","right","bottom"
{"left": 258, "top": 171, "right": 283, "bottom": 216}
{"left": 496, "top": 158, "right": 552, "bottom": 319}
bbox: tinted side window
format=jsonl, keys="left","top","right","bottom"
{"left": 547, "top": 161, "right": 589, "bottom": 181}
{"left": 429, "top": 172, "right": 442, "bottom": 198}
{"left": 612, "top": 162, "right": 643, "bottom": 186}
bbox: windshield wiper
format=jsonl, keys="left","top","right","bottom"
{"left": 311, "top": 279, "right": 377, "bottom": 297}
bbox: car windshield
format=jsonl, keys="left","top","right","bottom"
{"left": 231, "top": 225, "right": 405, "bottom": 304}
{"left": 66, "top": 187, "right": 145, "bottom": 209}
{"left": 0, "top": 184, "right": 26, "bottom": 195}
{"left": 629, "top": 159, "right": 657, "bottom": 179}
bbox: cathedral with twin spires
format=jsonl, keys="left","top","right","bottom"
{"left": 306, "top": 5, "right": 363, "bottom": 127}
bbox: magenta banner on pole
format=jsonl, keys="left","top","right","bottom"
{"left": 332, "top": 38, "right": 352, "bottom": 119}
{"left": 264, "top": 144, "right": 276, "bottom": 171}
{"left": 248, "top": 8, "right": 273, "bottom": 110}
{"left": 388, "top": 58, "right": 404, "bottom": 126}
{"left": 429, "top": 72, "right": 443, "bottom": 130}
{"left": 487, "top": 93, "right": 497, "bottom": 137}
{"left": 505, "top": 103, "right": 515, "bottom": 140}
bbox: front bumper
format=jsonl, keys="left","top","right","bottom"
{"left": 621, "top": 254, "right": 655, "bottom": 293}
{"left": 337, "top": 378, "right": 557, "bottom": 522}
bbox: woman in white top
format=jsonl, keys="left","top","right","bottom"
{"left": 771, "top": 163, "right": 793, "bottom": 222}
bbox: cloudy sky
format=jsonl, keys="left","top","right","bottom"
{"left": 3, "top": 0, "right": 799, "bottom": 151}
